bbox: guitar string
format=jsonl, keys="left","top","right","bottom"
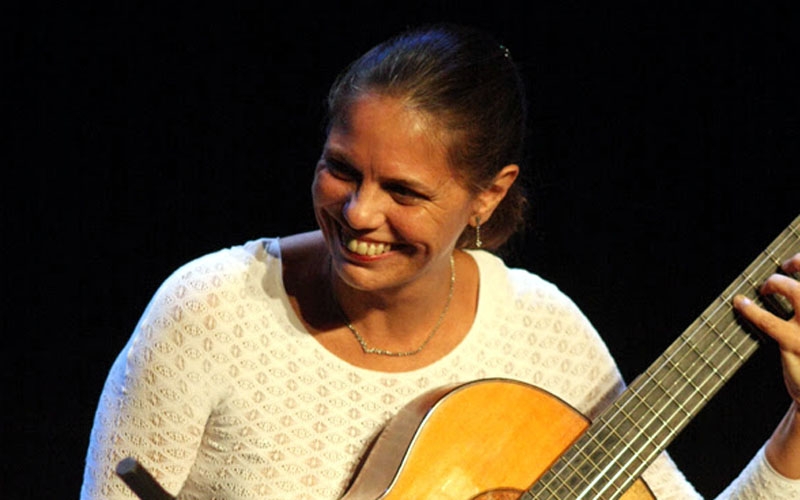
{"left": 527, "top": 269, "right": 765, "bottom": 500}
{"left": 570, "top": 225, "right": 799, "bottom": 499}
{"left": 563, "top": 256, "right": 788, "bottom": 497}
{"left": 529, "top": 304, "right": 761, "bottom": 499}
{"left": 577, "top": 226, "right": 800, "bottom": 500}
{"left": 586, "top": 315, "right": 757, "bottom": 499}
{"left": 530, "top": 269, "right": 765, "bottom": 497}
{"left": 533, "top": 219, "right": 800, "bottom": 499}
{"left": 594, "top": 281, "right": 773, "bottom": 498}
{"left": 588, "top": 288, "right": 762, "bottom": 496}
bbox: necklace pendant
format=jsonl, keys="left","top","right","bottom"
{"left": 335, "top": 254, "right": 456, "bottom": 357}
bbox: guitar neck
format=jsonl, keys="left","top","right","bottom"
{"left": 523, "top": 215, "right": 800, "bottom": 500}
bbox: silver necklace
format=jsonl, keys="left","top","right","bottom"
{"left": 333, "top": 254, "right": 456, "bottom": 357}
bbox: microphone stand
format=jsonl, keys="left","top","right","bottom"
{"left": 115, "top": 457, "right": 175, "bottom": 500}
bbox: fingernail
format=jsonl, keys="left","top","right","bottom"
{"left": 734, "top": 295, "right": 751, "bottom": 307}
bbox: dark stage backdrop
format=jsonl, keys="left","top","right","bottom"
{"left": 7, "top": 2, "right": 799, "bottom": 498}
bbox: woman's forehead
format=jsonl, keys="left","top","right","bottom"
{"left": 331, "top": 94, "right": 454, "bottom": 160}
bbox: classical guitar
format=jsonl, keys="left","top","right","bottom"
{"left": 118, "top": 216, "right": 799, "bottom": 500}
{"left": 339, "top": 215, "right": 800, "bottom": 500}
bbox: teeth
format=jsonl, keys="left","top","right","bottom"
{"left": 346, "top": 239, "right": 391, "bottom": 256}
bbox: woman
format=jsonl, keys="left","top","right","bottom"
{"left": 81, "top": 24, "right": 800, "bottom": 499}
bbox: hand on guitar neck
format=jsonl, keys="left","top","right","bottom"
{"left": 734, "top": 253, "right": 800, "bottom": 479}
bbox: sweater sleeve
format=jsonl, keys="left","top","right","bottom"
{"left": 715, "top": 445, "right": 800, "bottom": 499}
{"left": 80, "top": 252, "right": 243, "bottom": 499}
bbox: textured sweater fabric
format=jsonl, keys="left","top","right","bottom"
{"left": 81, "top": 238, "right": 800, "bottom": 499}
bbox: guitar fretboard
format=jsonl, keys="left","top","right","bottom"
{"left": 522, "top": 215, "right": 800, "bottom": 500}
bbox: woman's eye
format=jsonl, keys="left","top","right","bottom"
{"left": 388, "top": 184, "right": 427, "bottom": 203}
{"left": 325, "top": 159, "right": 356, "bottom": 180}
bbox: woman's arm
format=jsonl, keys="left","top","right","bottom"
{"left": 81, "top": 267, "right": 223, "bottom": 499}
{"left": 734, "top": 253, "right": 800, "bottom": 479}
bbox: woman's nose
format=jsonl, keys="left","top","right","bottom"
{"left": 343, "top": 186, "right": 386, "bottom": 230}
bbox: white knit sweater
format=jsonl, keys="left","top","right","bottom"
{"left": 81, "top": 238, "right": 800, "bottom": 499}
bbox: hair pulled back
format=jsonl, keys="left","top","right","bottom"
{"left": 326, "top": 24, "right": 528, "bottom": 250}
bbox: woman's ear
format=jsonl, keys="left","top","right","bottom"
{"left": 471, "top": 164, "right": 519, "bottom": 225}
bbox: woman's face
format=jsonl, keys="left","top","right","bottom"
{"left": 312, "top": 94, "right": 477, "bottom": 295}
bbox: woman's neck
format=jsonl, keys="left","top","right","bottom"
{"left": 280, "top": 231, "right": 480, "bottom": 371}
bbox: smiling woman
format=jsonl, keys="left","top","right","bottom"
{"left": 80, "top": 23, "right": 800, "bottom": 500}
{"left": 307, "top": 93, "right": 516, "bottom": 364}
{"left": 323, "top": 25, "right": 529, "bottom": 252}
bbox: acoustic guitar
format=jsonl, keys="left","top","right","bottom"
{"left": 340, "top": 215, "right": 800, "bottom": 500}
{"left": 119, "top": 215, "right": 799, "bottom": 500}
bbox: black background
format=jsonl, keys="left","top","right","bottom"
{"left": 6, "top": 1, "right": 800, "bottom": 498}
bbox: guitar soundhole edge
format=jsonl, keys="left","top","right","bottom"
{"left": 471, "top": 488, "right": 524, "bottom": 500}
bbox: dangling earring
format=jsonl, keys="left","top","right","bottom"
{"left": 475, "top": 216, "right": 483, "bottom": 248}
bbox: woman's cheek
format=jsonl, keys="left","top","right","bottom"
{"left": 312, "top": 171, "right": 336, "bottom": 205}
{"left": 314, "top": 173, "right": 356, "bottom": 226}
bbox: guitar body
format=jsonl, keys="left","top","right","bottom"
{"left": 341, "top": 379, "right": 654, "bottom": 500}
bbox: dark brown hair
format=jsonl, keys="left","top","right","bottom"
{"left": 326, "top": 24, "right": 528, "bottom": 250}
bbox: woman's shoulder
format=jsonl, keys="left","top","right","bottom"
{"left": 468, "top": 248, "right": 595, "bottom": 329}
{"left": 469, "top": 249, "right": 566, "bottom": 300}
{"left": 151, "top": 231, "right": 325, "bottom": 299}
{"left": 146, "top": 237, "right": 284, "bottom": 303}
{"left": 179, "top": 238, "right": 273, "bottom": 274}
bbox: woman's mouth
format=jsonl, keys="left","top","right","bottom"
{"left": 345, "top": 238, "right": 392, "bottom": 256}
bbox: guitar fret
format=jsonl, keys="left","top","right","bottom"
{"left": 635, "top": 384, "right": 687, "bottom": 446}
{"left": 632, "top": 377, "right": 688, "bottom": 417}
{"left": 606, "top": 476, "right": 629, "bottom": 499}
{"left": 674, "top": 323, "right": 749, "bottom": 400}
{"left": 712, "top": 326, "right": 747, "bottom": 362}
{"left": 661, "top": 345, "right": 714, "bottom": 402}
{"left": 566, "top": 391, "right": 666, "bottom": 498}
{"left": 586, "top": 440, "right": 616, "bottom": 476}
{"left": 686, "top": 341, "right": 722, "bottom": 382}
{"left": 764, "top": 247, "right": 786, "bottom": 268}
{"left": 563, "top": 457, "right": 592, "bottom": 487}
{"left": 649, "top": 376, "right": 689, "bottom": 416}
{"left": 742, "top": 270, "right": 764, "bottom": 291}
{"left": 667, "top": 371, "right": 707, "bottom": 410}
{"left": 592, "top": 340, "right": 713, "bottom": 467}
{"left": 684, "top": 329, "right": 731, "bottom": 381}
{"left": 597, "top": 411, "right": 641, "bottom": 466}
